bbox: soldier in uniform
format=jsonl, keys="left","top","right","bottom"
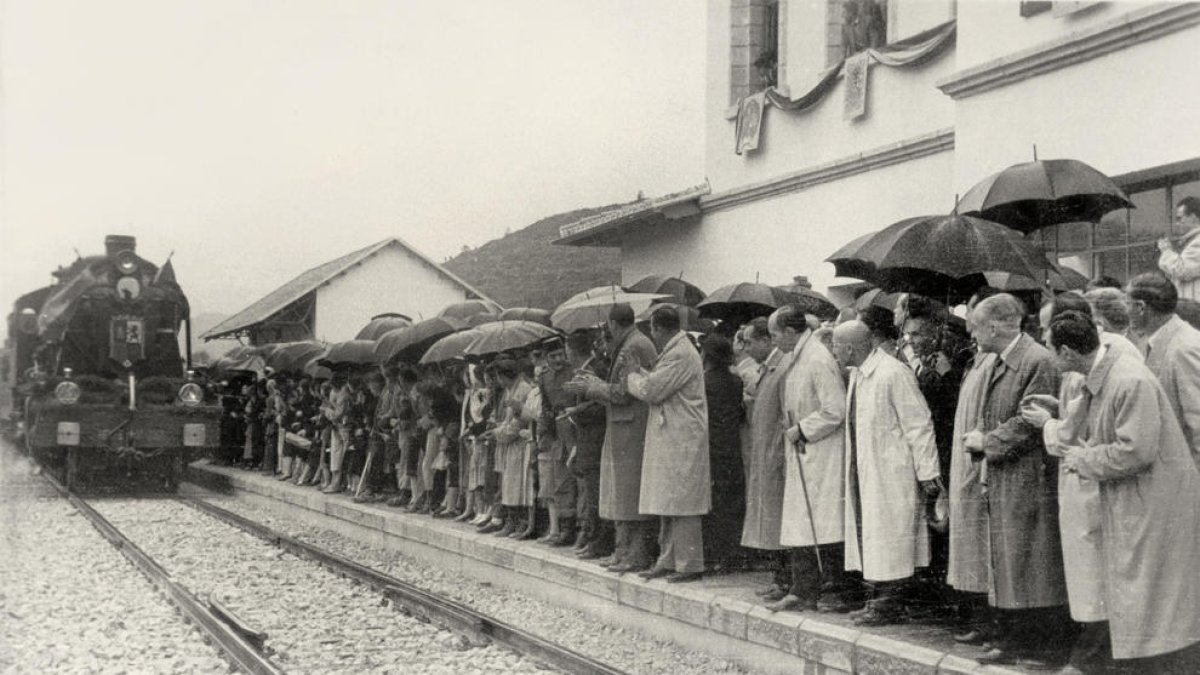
{"left": 535, "top": 337, "right": 579, "bottom": 545}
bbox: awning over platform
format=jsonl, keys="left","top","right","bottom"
{"left": 554, "top": 183, "right": 710, "bottom": 247}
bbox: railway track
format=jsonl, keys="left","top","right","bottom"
{"left": 26, "top": 456, "right": 627, "bottom": 674}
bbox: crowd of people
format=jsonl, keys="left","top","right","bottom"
{"left": 207, "top": 263, "right": 1200, "bottom": 674}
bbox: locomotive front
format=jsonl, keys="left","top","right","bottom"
{"left": 13, "top": 235, "right": 222, "bottom": 490}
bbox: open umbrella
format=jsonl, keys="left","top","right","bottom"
{"left": 265, "top": 341, "right": 328, "bottom": 373}
{"left": 627, "top": 275, "right": 706, "bottom": 307}
{"left": 551, "top": 291, "right": 670, "bottom": 332}
{"left": 498, "top": 307, "right": 553, "bottom": 326}
{"left": 854, "top": 288, "right": 900, "bottom": 312}
{"left": 826, "top": 214, "right": 1060, "bottom": 302}
{"left": 635, "top": 302, "right": 715, "bottom": 333}
{"left": 374, "top": 316, "right": 469, "bottom": 363}
{"left": 418, "top": 328, "right": 485, "bottom": 365}
{"left": 983, "top": 267, "right": 1089, "bottom": 293}
{"left": 559, "top": 285, "right": 626, "bottom": 306}
{"left": 462, "top": 320, "right": 560, "bottom": 357}
{"left": 955, "top": 159, "right": 1133, "bottom": 233}
{"left": 319, "top": 339, "right": 379, "bottom": 367}
{"left": 438, "top": 299, "right": 502, "bottom": 321}
{"left": 354, "top": 313, "right": 412, "bottom": 340}
{"left": 467, "top": 312, "right": 501, "bottom": 327}
{"left": 698, "top": 283, "right": 836, "bottom": 321}
{"left": 302, "top": 355, "right": 332, "bottom": 379}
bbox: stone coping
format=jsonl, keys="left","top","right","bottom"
{"left": 188, "top": 461, "right": 1026, "bottom": 675}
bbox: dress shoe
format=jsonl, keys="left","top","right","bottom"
{"left": 576, "top": 549, "right": 603, "bottom": 560}
{"left": 536, "top": 531, "right": 557, "bottom": 544}
{"left": 453, "top": 511, "right": 475, "bottom": 523}
{"left": 596, "top": 555, "right": 618, "bottom": 568}
{"left": 495, "top": 520, "right": 516, "bottom": 537}
{"left": 511, "top": 526, "right": 535, "bottom": 541}
{"left": 953, "top": 628, "right": 987, "bottom": 645}
{"left": 817, "top": 594, "right": 864, "bottom": 614}
{"left": 975, "top": 647, "right": 1018, "bottom": 666}
{"left": 550, "top": 532, "right": 575, "bottom": 547}
{"left": 478, "top": 520, "right": 504, "bottom": 535}
{"left": 761, "top": 587, "right": 788, "bottom": 602}
{"left": 853, "top": 606, "right": 906, "bottom": 626}
{"left": 637, "top": 567, "right": 673, "bottom": 581}
{"left": 666, "top": 571, "right": 704, "bottom": 584}
{"left": 766, "top": 594, "right": 815, "bottom": 612}
{"left": 608, "top": 561, "right": 644, "bottom": 574}
{"left": 754, "top": 584, "right": 783, "bottom": 597}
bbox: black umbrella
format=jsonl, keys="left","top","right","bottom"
{"left": 354, "top": 314, "right": 412, "bottom": 340}
{"left": 374, "top": 317, "right": 469, "bottom": 363}
{"left": 635, "top": 302, "right": 715, "bottom": 333}
{"left": 498, "top": 307, "right": 553, "bottom": 326}
{"left": 419, "top": 328, "right": 485, "bottom": 365}
{"left": 698, "top": 282, "right": 836, "bottom": 321}
{"left": 955, "top": 159, "right": 1133, "bottom": 233}
{"left": 438, "top": 299, "right": 502, "bottom": 321}
{"left": 627, "top": 275, "right": 707, "bottom": 307}
{"left": 826, "top": 214, "right": 1060, "bottom": 302}
{"left": 462, "top": 320, "right": 560, "bottom": 358}
{"left": 319, "top": 340, "right": 379, "bottom": 367}
{"left": 265, "top": 341, "right": 328, "bottom": 373}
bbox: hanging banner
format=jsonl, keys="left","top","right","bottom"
{"left": 110, "top": 315, "right": 146, "bottom": 366}
{"left": 843, "top": 51, "right": 870, "bottom": 121}
{"left": 735, "top": 91, "right": 766, "bottom": 155}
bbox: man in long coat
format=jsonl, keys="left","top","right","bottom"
{"left": 1024, "top": 310, "right": 1200, "bottom": 670}
{"left": 740, "top": 329, "right": 795, "bottom": 599}
{"left": 961, "top": 294, "right": 1068, "bottom": 667}
{"left": 771, "top": 306, "right": 846, "bottom": 611}
{"left": 568, "top": 304, "right": 658, "bottom": 573}
{"left": 627, "top": 306, "right": 711, "bottom": 582}
{"left": 1128, "top": 272, "right": 1200, "bottom": 469}
{"left": 833, "top": 321, "right": 940, "bottom": 625}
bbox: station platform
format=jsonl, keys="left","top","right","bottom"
{"left": 187, "top": 461, "right": 1027, "bottom": 675}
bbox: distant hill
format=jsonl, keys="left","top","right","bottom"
{"left": 444, "top": 205, "right": 624, "bottom": 310}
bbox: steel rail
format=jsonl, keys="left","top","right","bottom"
{"left": 40, "top": 474, "right": 286, "bottom": 675}
{"left": 183, "top": 496, "right": 630, "bottom": 675}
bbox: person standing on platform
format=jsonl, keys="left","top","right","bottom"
{"left": 537, "top": 337, "right": 579, "bottom": 545}
{"left": 832, "top": 321, "right": 940, "bottom": 625}
{"left": 1127, "top": 272, "right": 1200, "bottom": 469}
{"left": 960, "top": 294, "right": 1068, "bottom": 668}
{"left": 481, "top": 358, "right": 534, "bottom": 537}
{"left": 627, "top": 306, "right": 711, "bottom": 583}
{"left": 771, "top": 305, "right": 846, "bottom": 612}
{"left": 321, "top": 374, "right": 353, "bottom": 493}
{"left": 1022, "top": 310, "right": 1200, "bottom": 672}
{"left": 700, "top": 335, "right": 747, "bottom": 573}
{"left": 566, "top": 304, "right": 658, "bottom": 574}
{"left": 1156, "top": 196, "right": 1200, "bottom": 301}
{"left": 563, "top": 331, "right": 610, "bottom": 558}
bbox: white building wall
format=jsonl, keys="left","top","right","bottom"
{"left": 313, "top": 245, "right": 469, "bottom": 343}
{"left": 955, "top": 1, "right": 1141, "bottom": 72}
{"left": 621, "top": 149, "right": 954, "bottom": 295}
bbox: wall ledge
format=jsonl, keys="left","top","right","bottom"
{"left": 937, "top": 3, "right": 1200, "bottom": 100}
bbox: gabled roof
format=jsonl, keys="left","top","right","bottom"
{"left": 202, "top": 237, "right": 494, "bottom": 340}
{"left": 555, "top": 182, "right": 711, "bottom": 246}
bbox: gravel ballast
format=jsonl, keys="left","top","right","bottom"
{"left": 0, "top": 454, "right": 230, "bottom": 674}
{"left": 91, "top": 498, "right": 549, "bottom": 675}
{"left": 193, "top": 495, "right": 749, "bottom": 675}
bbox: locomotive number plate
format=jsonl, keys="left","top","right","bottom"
{"left": 182, "top": 423, "right": 206, "bottom": 447}
{"left": 57, "top": 422, "right": 80, "bottom": 446}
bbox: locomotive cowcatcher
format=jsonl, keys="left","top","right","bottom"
{"left": 2, "top": 235, "right": 222, "bottom": 490}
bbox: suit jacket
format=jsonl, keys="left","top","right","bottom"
{"left": 1145, "top": 315, "right": 1200, "bottom": 470}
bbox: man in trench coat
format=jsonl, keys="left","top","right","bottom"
{"left": 770, "top": 305, "right": 846, "bottom": 611}
{"left": 627, "top": 306, "right": 711, "bottom": 582}
{"left": 961, "top": 294, "right": 1068, "bottom": 667}
{"left": 1023, "top": 310, "right": 1200, "bottom": 671}
{"left": 832, "top": 321, "right": 940, "bottom": 625}
{"left": 568, "top": 303, "right": 659, "bottom": 573}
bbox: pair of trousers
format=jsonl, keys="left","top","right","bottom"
{"left": 655, "top": 515, "right": 704, "bottom": 574}
{"left": 612, "top": 519, "right": 654, "bottom": 567}
{"left": 572, "top": 465, "right": 599, "bottom": 534}
{"left": 788, "top": 543, "right": 844, "bottom": 600}
{"left": 329, "top": 428, "right": 349, "bottom": 472}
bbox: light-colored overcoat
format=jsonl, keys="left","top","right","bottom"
{"left": 843, "top": 348, "right": 939, "bottom": 581}
{"left": 947, "top": 351, "right": 994, "bottom": 593}
{"left": 586, "top": 328, "right": 658, "bottom": 521}
{"left": 740, "top": 348, "right": 794, "bottom": 550}
{"left": 1144, "top": 315, "right": 1200, "bottom": 470}
{"left": 978, "top": 334, "right": 1067, "bottom": 609}
{"left": 778, "top": 334, "right": 846, "bottom": 547}
{"left": 1158, "top": 226, "right": 1200, "bottom": 301}
{"left": 627, "top": 332, "right": 711, "bottom": 516}
{"left": 1063, "top": 348, "right": 1200, "bottom": 659}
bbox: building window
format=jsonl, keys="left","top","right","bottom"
{"left": 840, "top": 0, "right": 887, "bottom": 60}
{"left": 754, "top": 1, "right": 780, "bottom": 90}
{"left": 730, "top": 0, "right": 780, "bottom": 104}
{"left": 1047, "top": 164, "right": 1200, "bottom": 283}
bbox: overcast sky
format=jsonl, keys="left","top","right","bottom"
{"left": 1, "top": 0, "right": 706, "bottom": 325}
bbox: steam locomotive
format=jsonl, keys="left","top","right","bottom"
{"left": 2, "top": 235, "right": 222, "bottom": 490}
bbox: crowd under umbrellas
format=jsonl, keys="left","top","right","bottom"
{"left": 200, "top": 157, "right": 1200, "bottom": 673}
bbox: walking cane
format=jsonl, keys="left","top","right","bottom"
{"left": 787, "top": 412, "right": 823, "bottom": 577}
{"left": 355, "top": 429, "right": 384, "bottom": 500}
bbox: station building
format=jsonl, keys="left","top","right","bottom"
{"left": 556, "top": 1, "right": 1200, "bottom": 305}
{"left": 202, "top": 238, "right": 493, "bottom": 346}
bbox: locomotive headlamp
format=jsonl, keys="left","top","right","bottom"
{"left": 54, "top": 380, "right": 82, "bottom": 405}
{"left": 178, "top": 383, "right": 204, "bottom": 407}
{"left": 115, "top": 250, "right": 139, "bottom": 275}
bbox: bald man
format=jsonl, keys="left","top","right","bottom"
{"left": 831, "top": 321, "right": 940, "bottom": 626}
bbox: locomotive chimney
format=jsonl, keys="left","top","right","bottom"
{"left": 105, "top": 235, "right": 137, "bottom": 257}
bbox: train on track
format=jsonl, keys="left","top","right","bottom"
{"left": 2, "top": 235, "right": 221, "bottom": 490}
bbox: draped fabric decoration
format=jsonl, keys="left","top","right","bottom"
{"left": 735, "top": 91, "right": 767, "bottom": 155}
{"left": 735, "top": 19, "right": 956, "bottom": 152}
{"left": 843, "top": 52, "right": 870, "bottom": 121}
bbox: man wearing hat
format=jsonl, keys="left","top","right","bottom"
{"left": 567, "top": 303, "right": 659, "bottom": 573}
{"left": 536, "top": 336, "right": 579, "bottom": 545}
